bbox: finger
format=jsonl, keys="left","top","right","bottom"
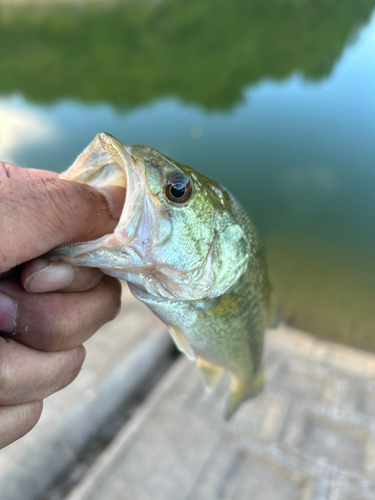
{"left": 0, "top": 337, "right": 85, "bottom": 405}
{"left": 21, "top": 259, "right": 104, "bottom": 293}
{"left": 0, "top": 162, "right": 59, "bottom": 180}
{"left": 0, "top": 276, "right": 121, "bottom": 351}
{"left": 0, "top": 401, "right": 43, "bottom": 449}
{"left": 0, "top": 178, "right": 125, "bottom": 273}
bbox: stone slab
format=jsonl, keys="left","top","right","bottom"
{"left": 0, "top": 285, "right": 172, "bottom": 500}
{"left": 67, "top": 324, "right": 375, "bottom": 500}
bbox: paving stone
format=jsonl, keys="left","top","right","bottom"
{"left": 0, "top": 285, "right": 172, "bottom": 500}
{"left": 67, "top": 325, "right": 375, "bottom": 500}
{"left": 299, "top": 415, "right": 367, "bottom": 473}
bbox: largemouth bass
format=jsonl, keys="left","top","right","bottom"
{"left": 49, "top": 133, "right": 275, "bottom": 418}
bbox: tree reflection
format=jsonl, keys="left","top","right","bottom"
{"left": 0, "top": 0, "right": 374, "bottom": 109}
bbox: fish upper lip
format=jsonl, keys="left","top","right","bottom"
{"left": 53, "top": 132, "right": 146, "bottom": 257}
{"left": 94, "top": 133, "right": 146, "bottom": 245}
{"left": 110, "top": 143, "right": 146, "bottom": 246}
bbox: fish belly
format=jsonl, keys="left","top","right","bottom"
{"left": 129, "top": 283, "right": 265, "bottom": 418}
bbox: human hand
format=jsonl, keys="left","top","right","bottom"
{"left": 0, "top": 162, "right": 125, "bottom": 449}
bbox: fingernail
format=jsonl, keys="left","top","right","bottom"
{"left": 0, "top": 293, "right": 17, "bottom": 334}
{"left": 97, "top": 186, "right": 126, "bottom": 221}
{"left": 24, "top": 263, "right": 74, "bottom": 293}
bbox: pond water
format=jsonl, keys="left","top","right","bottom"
{"left": 0, "top": 0, "right": 375, "bottom": 350}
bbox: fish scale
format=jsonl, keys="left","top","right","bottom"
{"left": 47, "top": 132, "right": 275, "bottom": 419}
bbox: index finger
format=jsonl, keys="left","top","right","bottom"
{"left": 0, "top": 171, "right": 125, "bottom": 273}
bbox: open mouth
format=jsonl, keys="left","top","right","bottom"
{"left": 50, "top": 132, "right": 146, "bottom": 259}
{"left": 62, "top": 132, "right": 128, "bottom": 190}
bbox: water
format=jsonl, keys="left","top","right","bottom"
{"left": 1, "top": 0, "right": 375, "bottom": 350}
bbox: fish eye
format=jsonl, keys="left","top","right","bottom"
{"left": 165, "top": 174, "right": 192, "bottom": 204}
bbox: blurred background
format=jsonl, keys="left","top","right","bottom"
{"left": 0, "top": 0, "right": 375, "bottom": 351}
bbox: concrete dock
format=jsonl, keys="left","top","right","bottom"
{"left": 1, "top": 288, "right": 375, "bottom": 500}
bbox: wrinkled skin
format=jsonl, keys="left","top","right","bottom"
{"left": 0, "top": 161, "right": 122, "bottom": 449}
{"left": 49, "top": 133, "right": 274, "bottom": 418}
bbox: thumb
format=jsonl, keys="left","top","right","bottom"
{"left": 0, "top": 177, "right": 125, "bottom": 273}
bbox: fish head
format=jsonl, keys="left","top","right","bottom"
{"left": 51, "top": 133, "right": 250, "bottom": 300}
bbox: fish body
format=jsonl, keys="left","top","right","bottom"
{"left": 50, "top": 133, "right": 274, "bottom": 418}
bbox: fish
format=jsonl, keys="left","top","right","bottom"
{"left": 48, "top": 132, "right": 275, "bottom": 419}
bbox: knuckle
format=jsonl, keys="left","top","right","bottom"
{"left": 37, "top": 179, "right": 72, "bottom": 235}
{"left": 0, "top": 162, "right": 13, "bottom": 178}
{"left": 33, "top": 294, "right": 73, "bottom": 352}
{"left": 75, "top": 344, "right": 86, "bottom": 368}
{"left": 0, "top": 162, "right": 7, "bottom": 177}
{"left": 44, "top": 347, "right": 86, "bottom": 397}
{"left": 63, "top": 346, "right": 86, "bottom": 387}
{"left": 2, "top": 401, "right": 44, "bottom": 448}
{"left": 24, "top": 401, "right": 43, "bottom": 429}
{"left": 24, "top": 179, "right": 86, "bottom": 239}
{"left": 40, "top": 180, "right": 104, "bottom": 241}
{"left": 1, "top": 179, "right": 68, "bottom": 242}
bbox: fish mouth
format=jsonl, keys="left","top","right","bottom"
{"left": 52, "top": 132, "right": 145, "bottom": 258}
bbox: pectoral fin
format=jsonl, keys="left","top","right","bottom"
{"left": 225, "top": 369, "right": 264, "bottom": 420}
{"left": 197, "top": 357, "right": 223, "bottom": 391}
{"left": 168, "top": 326, "right": 195, "bottom": 360}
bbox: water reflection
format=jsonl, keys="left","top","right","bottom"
{"left": 0, "top": 0, "right": 375, "bottom": 350}
{"left": 0, "top": 0, "right": 374, "bottom": 109}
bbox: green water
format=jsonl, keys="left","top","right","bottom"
{"left": 1, "top": 0, "right": 375, "bottom": 350}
